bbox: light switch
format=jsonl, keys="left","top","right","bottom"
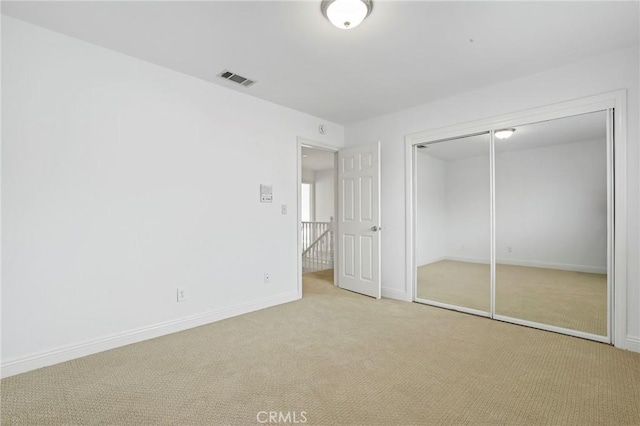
{"left": 281, "top": 204, "right": 287, "bottom": 215}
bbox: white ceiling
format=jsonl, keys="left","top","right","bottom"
{"left": 2, "top": 1, "right": 638, "bottom": 125}
{"left": 302, "top": 146, "right": 335, "bottom": 171}
{"left": 419, "top": 110, "right": 607, "bottom": 161}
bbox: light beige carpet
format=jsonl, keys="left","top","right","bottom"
{"left": 417, "top": 260, "right": 607, "bottom": 336}
{"left": 2, "top": 271, "right": 639, "bottom": 425}
{"left": 417, "top": 260, "right": 491, "bottom": 312}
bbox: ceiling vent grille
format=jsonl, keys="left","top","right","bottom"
{"left": 218, "top": 70, "right": 256, "bottom": 87}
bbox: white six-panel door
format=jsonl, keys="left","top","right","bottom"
{"left": 337, "top": 142, "right": 381, "bottom": 298}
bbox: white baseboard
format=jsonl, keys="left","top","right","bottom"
{"left": 440, "top": 256, "right": 606, "bottom": 274}
{"left": 443, "top": 256, "right": 490, "bottom": 265}
{"left": 382, "top": 287, "right": 411, "bottom": 302}
{"left": 1, "top": 291, "right": 300, "bottom": 378}
{"left": 497, "top": 258, "right": 607, "bottom": 274}
{"left": 417, "top": 257, "right": 446, "bottom": 267}
{"left": 625, "top": 335, "right": 640, "bottom": 353}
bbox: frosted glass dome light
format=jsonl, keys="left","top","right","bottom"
{"left": 495, "top": 128, "right": 516, "bottom": 140}
{"left": 321, "top": 0, "right": 373, "bottom": 30}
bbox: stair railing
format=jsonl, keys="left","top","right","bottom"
{"left": 301, "top": 217, "right": 334, "bottom": 273}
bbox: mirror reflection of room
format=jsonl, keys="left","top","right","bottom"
{"left": 495, "top": 111, "right": 609, "bottom": 336}
{"left": 415, "top": 133, "right": 491, "bottom": 313}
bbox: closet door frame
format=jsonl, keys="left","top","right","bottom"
{"left": 405, "top": 90, "right": 627, "bottom": 348}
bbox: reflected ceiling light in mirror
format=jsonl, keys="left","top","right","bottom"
{"left": 321, "top": 0, "right": 373, "bottom": 30}
{"left": 495, "top": 128, "right": 516, "bottom": 140}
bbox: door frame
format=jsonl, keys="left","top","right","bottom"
{"left": 404, "top": 90, "right": 628, "bottom": 348}
{"left": 297, "top": 137, "right": 340, "bottom": 298}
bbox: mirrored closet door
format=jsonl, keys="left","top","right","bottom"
{"left": 494, "top": 111, "right": 609, "bottom": 337}
{"left": 413, "top": 109, "right": 611, "bottom": 342}
{"left": 415, "top": 133, "right": 491, "bottom": 315}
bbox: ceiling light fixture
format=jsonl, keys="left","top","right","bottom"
{"left": 321, "top": 0, "right": 373, "bottom": 30}
{"left": 495, "top": 128, "right": 516, "bottom": 140}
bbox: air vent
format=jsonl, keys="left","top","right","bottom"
{"left": 217, "top": 70, "right": 256, "bottom": 87}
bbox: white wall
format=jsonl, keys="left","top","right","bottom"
{"left": 444, "top": 155, "right": 491, "bottom": 263}
{"left": 300, "top": 167, "right": 334, "bottom": 223}
{"left": 415, "top": 153, "right": 447, "bottom": 265}
{"left": 345, "top": 46, "right": 640, "bottom": 343}
{"left": 495, "top": 139, "right": 607, "bottom": 271}
{"left": 313, "top": 169, "right": 334, "bottom": 223}
{"left": 1, "top": 17, "right": 344, "bottom": 375}
{"left": 420, "top": 139, "right": 606, "bottom": 271}
{"left": 301, "top": 168, "right": 315, "bottom": 183}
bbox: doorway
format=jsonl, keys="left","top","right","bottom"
{"left": 297, "top": 139, "right": 383, "bottom": 300}
{"left": 300, "top": 144, "right": 338, "bottom": 291}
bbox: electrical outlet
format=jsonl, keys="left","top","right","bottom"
{"left": 177, "top": 288, "right": 186, "bottom": 302}
{"left": 460, "top": 245, "right": 465, "bottom": 251}
{"left": 508, "top": 246, "right": 513, "bottom": 253}
{"left": 264, "top": 273, "right": 271, "bottom": 284}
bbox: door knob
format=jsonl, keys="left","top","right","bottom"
{"left": 371, "top": 226, "right": 382, "bottom": 232}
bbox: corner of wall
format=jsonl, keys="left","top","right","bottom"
{"left": 382, "top": 287, "right": 412, "bottom": 302}
{"left": 625, "top": 335, "right": 640, "bottom": 353}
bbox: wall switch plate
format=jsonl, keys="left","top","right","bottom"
{"left": 264, "top": 273, "right": 271, "bottom": 284}
{"left": 177, "top": 288, "right": 186, "bottom": 302}
{"left": 281, "top": 204, "right": 287, "bottom": 215}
